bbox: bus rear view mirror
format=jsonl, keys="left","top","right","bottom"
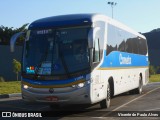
{"left": 10, "top": 32, "right": 25, "bottom": 52}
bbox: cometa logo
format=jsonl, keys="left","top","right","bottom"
{"left": 119, "top": 53, "right": 132, "bottom": 65}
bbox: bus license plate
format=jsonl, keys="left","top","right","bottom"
{"left": 46, "top": 96, "right": 58, "bottom": 101}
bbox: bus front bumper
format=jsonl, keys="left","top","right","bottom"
{"left": 21, "top": 85, "right": 91, "bottom": 105}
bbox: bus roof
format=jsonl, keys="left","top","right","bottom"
{"left": 28, "top": 13, "right": 145, "bottom": 39}
{"left": 28, "top": 14, "right": 95, "bottom": 29}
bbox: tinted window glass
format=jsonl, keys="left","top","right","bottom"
{"left": 93, "top": 39, "right": 100, "bottom": 62}
{"left": 107, "top": 24, "right": 147, "bottom": 55}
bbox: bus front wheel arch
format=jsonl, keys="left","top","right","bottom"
{"left": 135, "top": 74, "right": 143, "bottom": 94}
{"left": 129, "top": 74, "right": 143, "bottom": 94}
{"left": 99, "top": 77, "right": 114, "bottom": 109}
{"left": 100, "top": 82, "right": 111, "bottom": 109}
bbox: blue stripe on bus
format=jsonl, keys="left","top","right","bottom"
{"left": 100, "top": 51, "right": 148, "bottom": 68}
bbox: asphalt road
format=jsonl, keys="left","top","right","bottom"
{"left": 0, "top": 82, "right": 160, "bottom": 120}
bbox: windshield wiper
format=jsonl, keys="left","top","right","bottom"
{"left": 58, "top": 42, "right": 71, "bottom": 79}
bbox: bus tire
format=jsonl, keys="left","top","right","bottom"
{"left": 100, "top": 83, "right": 111, "bottom": 109}
{"left": 129, "top": 75, "right": 143, "bottom": 95}
{"left": 135, "top": 75, "right": 143, "bottom": 94}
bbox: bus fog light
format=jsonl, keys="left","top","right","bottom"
{"left": 24, "top": 85, "right": 29, "bottom": 89}
{"left": 72, "top": 85, "right": 76, "bottom": 88}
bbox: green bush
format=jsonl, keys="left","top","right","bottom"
{"left": 0, "top": 77, "right": 5, "bottom": 82}
{"left": 13, "top": 59, "right": 21, "bottom": 81}
{"left": 149, "top": 65, "right": 160, "bottom": 75}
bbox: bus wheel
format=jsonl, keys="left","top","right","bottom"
{"left": 135, "top": 75, "right": 143, "bottom": 94}
{"left": 100, "top": 83, "right": 111, "bottom": 109}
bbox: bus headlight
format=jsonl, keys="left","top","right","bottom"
{"left": 72, "top": 82, "right": 85, "bottom": 88}
{"left": 77, "top": 83, "right": 85, "bottom": 88}
{"left": 23, "top": 85, "right": 29, "bottom": 89}
{"left": 71, "top": 79, "right": 92, "bottom": 88}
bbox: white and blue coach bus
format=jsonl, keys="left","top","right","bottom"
{"left": 10, "top": 14, "right": 149, "bottom": 109}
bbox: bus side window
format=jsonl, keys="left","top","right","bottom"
{"left": 93, "top": 38, "right": 100, "bottom": 62}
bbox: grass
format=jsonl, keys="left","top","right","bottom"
{"left": 149, "top": 74, "right": 160, "bottom": 83}
{"left": 0, "top": 81, "right": 21, "bottom": 94}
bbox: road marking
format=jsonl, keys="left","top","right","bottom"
{"left": 101, "top": 86, "right": 160, "bottom": 117}
{"left": 92, "top": 117, "right": 104, "bottom": 119}
{"left": 145, "top": 108, "right": 160, "bottom": 111}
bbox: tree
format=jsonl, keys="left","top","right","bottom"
{"left": 149, "top": 65, "right": 160, "bottom": 75}
{"left": 16, "top": 23, "right": 29, "bottom": 32}
{"left": 0, "top": 23, "right": 29, "bottom": 45}
{"left": 13, "top": 59, "right": 21, "bottom": 81}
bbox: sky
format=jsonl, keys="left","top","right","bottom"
{"left": 0, "top": 0, "right": 160, "bottom": 33}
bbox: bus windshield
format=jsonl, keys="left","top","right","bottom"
{"left": 23, "top": 26, "right": 90, "bottom": 76}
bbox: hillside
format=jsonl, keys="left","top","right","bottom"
{"left": 143, "top": 29, "right": 160, "bottom": 66}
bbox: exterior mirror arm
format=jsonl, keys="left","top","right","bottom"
{"left": 10, "top": 32, "right": 25, "bottom": 52}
